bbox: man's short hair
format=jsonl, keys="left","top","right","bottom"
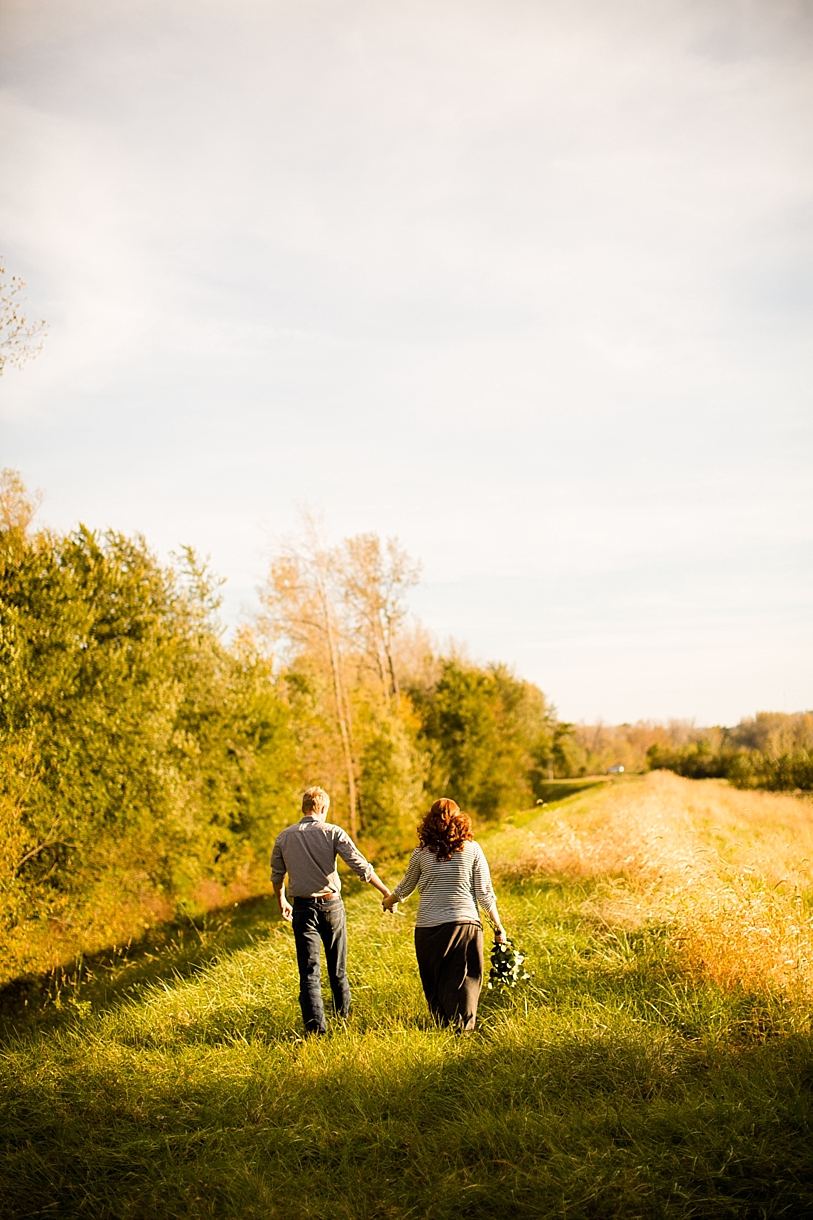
{"left": 302, "top": 786, "right": 330, "bottom": 816}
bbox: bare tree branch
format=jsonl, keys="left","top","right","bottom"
{"left": 0, "top": 260, "right": 48, "bottom": 375}
{"left": 12, "top": 839, "right": 71, "bottom": 878}
{"left": 260, "top": 512, "right": 362, "bottom": 836}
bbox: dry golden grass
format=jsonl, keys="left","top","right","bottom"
{"left": 509, "top": 770, "right": 813, "bottom": 1002}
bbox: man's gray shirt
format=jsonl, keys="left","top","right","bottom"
{"left": 270, "top": 816, "right": 374, "bottom": 897}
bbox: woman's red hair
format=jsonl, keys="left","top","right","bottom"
{"left": 417, "top": 798, "right": 473, "bottom": 862}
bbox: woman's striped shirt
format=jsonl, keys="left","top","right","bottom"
{"left": 391, "top": 840, "right": 498, "bottom": 928}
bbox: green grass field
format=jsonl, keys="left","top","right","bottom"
{"left": 2, "top": 781, "right": 813, "bottom": 1219}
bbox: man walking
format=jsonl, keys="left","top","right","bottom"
{"left": 271, "top": 786, "right": 392, "bottom": 1035}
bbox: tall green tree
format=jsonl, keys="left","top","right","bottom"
{"left": 411, "top": 658, "right": 555, "bottom": 819}
{"left": 0, "top": 472, "right": 297, "bottom": 974}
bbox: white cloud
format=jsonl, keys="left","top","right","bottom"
{"left": 0, "top": 0, "right": 810, "bottom": 720}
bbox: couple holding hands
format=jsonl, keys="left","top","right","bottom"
{"left": 271, "top": 787, "right": 507, "bottom": 1035}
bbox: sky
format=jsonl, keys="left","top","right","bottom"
{"left": 0, "top": 0, "right": 811, "bottom": 725}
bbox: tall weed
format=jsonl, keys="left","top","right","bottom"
{"left": 509, "top": 771, "right": 813, "bottom": 1001}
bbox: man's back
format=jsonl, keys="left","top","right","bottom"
{"left": 271, "top": 786, "right": 391, "bottom": 1035}
{"left": 271, "top": 816, "right": 372, "bottom": 898}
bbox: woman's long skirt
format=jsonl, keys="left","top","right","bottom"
{"left": 414, "top": 921, "right": 484, "bottom": 1031}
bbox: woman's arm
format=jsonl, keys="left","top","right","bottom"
{"left": 382, "top": 849, "right": 421, "bottom": 911}
{"left": 472, "top": 844, "right": 507, "bottom": 941}
{"left": 484, "top": 901, "right": 507, "bottom": 943}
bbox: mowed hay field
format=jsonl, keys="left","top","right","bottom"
{"left": 2, "top": 773, "right": 813, "bottom": 1219}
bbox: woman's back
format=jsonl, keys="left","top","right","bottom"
{"left": 395, "top": 840, "right": 496, "bottom": 927}
{"left": 385, "top": 798, "right": 506, "bottom": 1032}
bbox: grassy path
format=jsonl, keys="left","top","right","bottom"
{"left": 2, "top": 782, "right": 812, "bottom": 1218}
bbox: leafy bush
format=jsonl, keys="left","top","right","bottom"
{"left": 410, "top": 658, "right": 554, "bottom": 818}
{"left": 726, "top": 748, "right": 813, "bottom": 792}
{"left": 647, "top": 741, "right": 813, "bottom": 792}
{"left": 0, "top": 496, "right": 298, "bottom": 976}
{"left": 646, "top": 741, "right": 732, "bottom": 781}
{"left": 357, "top": 700, "right": 427, "bottom": 850}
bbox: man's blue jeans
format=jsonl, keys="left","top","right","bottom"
{"left": 291, "top": 896, "right": 351, "bottom": 1034}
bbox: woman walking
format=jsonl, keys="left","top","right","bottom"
{"left": 383, "top": 798, "right": 507, "bottom": 1032}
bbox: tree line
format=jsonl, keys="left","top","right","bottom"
{"left": 0, "top": 472, "right": 560, "bottom": 977}
{"left": 645, "top": 713, "right": 813, "bottom": 792}
{"left": 561, "top": 714, "right": 813, "bottom": 792}
{"left": 3, "top": 469, "right": 808, "bottom": 978}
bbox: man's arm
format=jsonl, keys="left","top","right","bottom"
{"left": 273, "top": 880, "right": 293, "bottom": 922}
{"left": 270, "top": 834, "right": 292, "bottom": 921}
{"left": 334, "top": 830, "right": 392, "bottom": 901}
{"left": 366, "top": 870, "right": 391, "bottom": 899}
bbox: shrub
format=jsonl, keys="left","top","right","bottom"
{"left": 646, "top": 741, "right": 731, "bottom": 781}
{"left": 410, "top": 659, "right": 554, "bottom": 818}
{"left": 647, "top": 742, "right": 813, "bottom": 793}
{"left": 0, "top": 501, "right": 298, "bottom": 975}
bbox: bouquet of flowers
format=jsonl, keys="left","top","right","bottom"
{"left": 487, "top": 938, "right": 530, "bottom": 991}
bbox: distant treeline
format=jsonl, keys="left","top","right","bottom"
{"left": 646, "top": 715, "right": 813, "bottom": 793}
{"left": 561, "top": 714, "right": 813, "bottom": 793}
{"left": 0, "top": 472, "right": 562, "bottom": 977}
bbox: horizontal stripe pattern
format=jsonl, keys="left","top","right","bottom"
{"left": 391, "top": 840, "right": 497, "bottom": 928}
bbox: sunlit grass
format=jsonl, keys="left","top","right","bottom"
{"left": 511, "top": 770, "right": 813, "bottom": 1002}
{"left": 3, "top": 780, "right": 813, "bottom": 1217}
